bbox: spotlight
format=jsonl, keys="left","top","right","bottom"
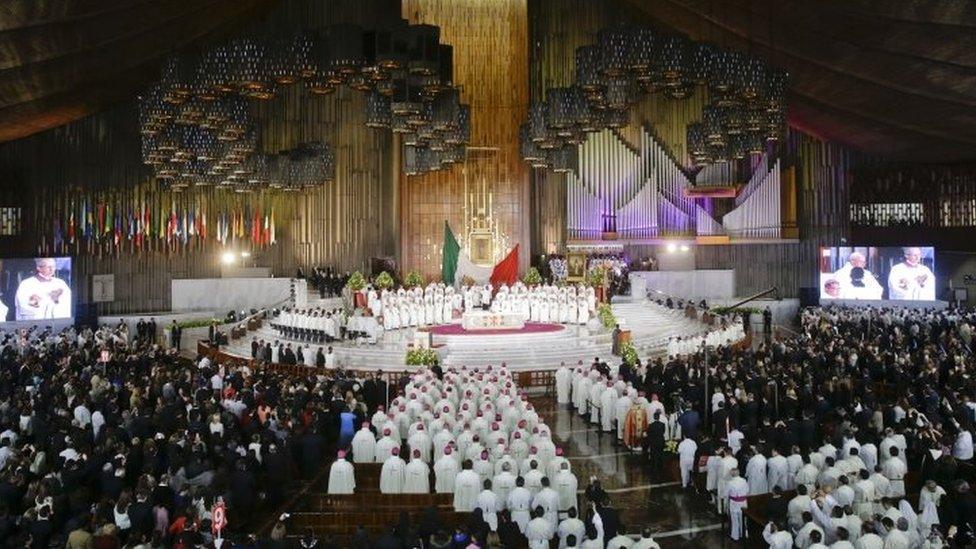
{"left": 220, "top": 251, "right": 236, "bottom": 265}
{"left": 666, "top": 243, "right": 677, "bottom": 253}
{"left": 680, "top": 245, "right": 689, "bottom": 252}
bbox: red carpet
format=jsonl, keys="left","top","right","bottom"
{"left": 427, "top": 322, "right": 566, "bottom": 336}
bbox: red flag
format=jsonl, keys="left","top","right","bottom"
{"left": 489, "top": 244, "right": 520, "bottom": 287}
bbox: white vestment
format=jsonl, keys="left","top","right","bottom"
{"left": 351, "top": 429, "right": 376, "bottom": 464}
{"left": 403, "top": 458, "right": 430, "bottom": 493}
{"left": 453, "top": 469, "right": 481, "bottom": 511}
{"left": 434, "top": 455, "right": 460, "bottom": 493}
{"left": 379, "top": 455, "right": 406, "bottom": 494}
{"left": 15, "top": 275, "right": 72, "bottom": 320}
{"left": 327, "top": 458, "right": 355, "bottom": 494}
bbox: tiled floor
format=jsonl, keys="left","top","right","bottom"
{"left": 534, "top": 398, "right": 751, "bottom": 548}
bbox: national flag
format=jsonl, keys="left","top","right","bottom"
{"left": 489, "top": 244, "right": 520, "bottom": 287}
{"left": 442, "top": 221, "right": 461, "bottom": 284}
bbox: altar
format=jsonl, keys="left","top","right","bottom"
{"left": 461, "top": 310, "right": 526, "bottom": 331}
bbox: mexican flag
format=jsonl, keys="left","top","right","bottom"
{"left": 442, "top": 221, "right": 461, "bottom": 284}
{"left": 442, "top": 221, "right": 518, "bottom": 286}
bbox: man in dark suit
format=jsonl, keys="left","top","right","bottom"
{"left": 678, "top": 406, "right": 701, "bottom": 440}
{"left": 251, "top": 337, "right": 260, "bottom": 359}
{"left": 128, "top": 490, "right": 154, "bottom": 540}
{"left": 595, "top": 502, "right": 621, "bottom": 541}
{"left": 645, "top": 411, "right": 666, "bottom": 472}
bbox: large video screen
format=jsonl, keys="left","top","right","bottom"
{"left": 0, "top": 257, "right": 73, "bottom": 322}
{"left": 819, "top": 247, "right": 935, "bottom": 301}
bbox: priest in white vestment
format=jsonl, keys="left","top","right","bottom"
{"left": 351, "top": 422, "right": 376, "bottom": 464}
{"left": 434, "top": 446, "right": 460, "bottom": 493}
{"left": 476, "top": 480, "right": 500, "bottom": 531}
{"left": 403, "top": 449, "right": 431, "bottom": 493}
{"left": 380, "top": 447, "right": 406, "bottom": 494}
{"left": 453, "top": 460, "right": 482, "bottom": 511}
{"left": 327, "top": 450, "right": 355, "bottom": 494}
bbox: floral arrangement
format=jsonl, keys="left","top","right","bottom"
{"left": 522, "top": 267, "right": 543, "bottom": 286}
{"left": 548, "top": 258, "right": 568, "bottom": 281}
{"left": 597, "top": 303, "right": 616, "bottom": 329}
{"left": 461, "top": 275, "right": 476, "bottom": 287}
{"left": 405, "top": 347, "right": 439, "bottom": 366}
{"left": 345, "top": 271, "right": 366, "bottom": 291}
{"left": 664, "top": 440, "right": 678, "bottom": 454}
{"left": 404, "top": 270, "right": 425, "bottom": 289}
{"left": 586, "top": 266, "right": 607, "bottom": 288}
{"left": 375, "top": 271, "right": 395, "bottom": 290}
{"left": 620, "top": 341, "right": 639, "bottom": 366}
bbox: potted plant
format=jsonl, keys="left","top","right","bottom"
{"left": 375, "top": 271, "right": 394, "bottom": 290}
{"left": 346, "top": 271, "right": 367, "bottom": 308}
{"left": 522, "top": 267, "right": 542, "bottom": 286}
{"left": 405, "top": 348, "right": 439, "bottom": 367}
{"left": 404, "top": 270, "right": 425, "bottom": 289}
{"left": 597, "top": 303, "right": 616, "bottom": 329}
{"left": 620, "top": 341, "right": 639, "bottom": 366}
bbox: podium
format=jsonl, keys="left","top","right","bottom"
{"left": 612, "top": 329, "right": 631, "bottom": 355}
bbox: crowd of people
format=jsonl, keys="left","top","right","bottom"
{"left": 0, "top": 322, "right": 389, "bottom": 548}
{"left": 322, "top": 365, "right": 650, "bottom": 548}
{"left": 558, "top": 303, "right": 976, "bottom": 547}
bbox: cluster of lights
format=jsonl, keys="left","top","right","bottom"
{"left": 521, "top": 24, "right": 788, "bottom": 172}
{"left": 220, "top": 250, "right": 252, "bottom": 265}
{"left": 139, "top": 4, "right": 469, "bottom": 183}
{"left": 665, "top": 243, "right": 691, "bottom": 253}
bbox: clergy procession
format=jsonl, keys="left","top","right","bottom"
{"left": 327, "top": 365, "right": 610, "bottom": 548}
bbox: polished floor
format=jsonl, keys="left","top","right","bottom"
{"left": 534, "top": 397, "right": 751, "bottom": 548}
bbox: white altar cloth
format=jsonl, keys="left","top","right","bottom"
{"left": 461, "top": 310, "right": 526, "bottom": 331}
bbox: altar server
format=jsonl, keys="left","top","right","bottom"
{"left": 476, "top": 479, "right": 500, "bottom": 531}
{"left": 727, "top": 469, "right": 750, "bottom": 541}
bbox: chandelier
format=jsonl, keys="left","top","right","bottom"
{"left": 139, "top": 15, "right": 470, "bottom": 189}
{"left": 521, "top": 24, "right": 789, "bottom": 172}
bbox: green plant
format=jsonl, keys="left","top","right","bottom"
{"left": 404, "top": 270, "right": 425, "bottom": 288}
{"left": 346, "top": 271, "right": 367, "bottom": 291}
{"left": 405, "top": 347, "right": 439, "bottom": 366}
{"left": 522, "top": 267, "right": 542, "bottom": 285}
{"left": 620, "top": 341, "right": 639, "bottom": 366}
{"left": 375, "top": 271, "right": 395, "bottom": 290}
{"left": 586, "top": 266, "right": 607, "bottom": 288}
{"left": 597, "top": 303, "right": 616, "bottom": 329}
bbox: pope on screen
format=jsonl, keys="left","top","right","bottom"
{"left": 15, "top": 258, "right": 71, "bottom": 320}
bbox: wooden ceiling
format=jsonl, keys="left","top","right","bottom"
{"left": 0, "top": 0, "right": 277, "bottom": 142}
{"left": 621, "top": 0, "right": 976, "bottom": 162}
{"left": 2, "top": 0, "right": 976, "bottom": 163}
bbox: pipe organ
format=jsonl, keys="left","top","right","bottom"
{"left": 722, "top": 159, "right": 783, "bottom": 239}
{"left": 566, "top": 126, "right": 708, "bottom": 240}
{"left": 566, "top": 126, "right": 790, "bottom": 243}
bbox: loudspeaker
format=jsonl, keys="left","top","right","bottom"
{"left": 798, "top": 287, "right": 819, "bottom": 307}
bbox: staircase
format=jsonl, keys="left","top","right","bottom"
{"left": 611, "top": 300, "right": 708, "bottom": 356}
